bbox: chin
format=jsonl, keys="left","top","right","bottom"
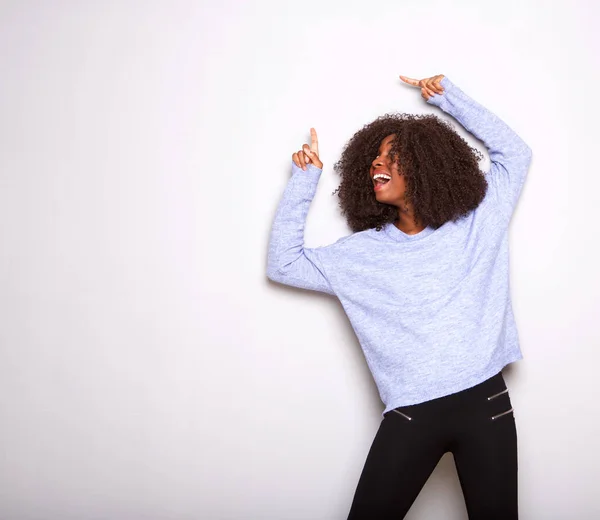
{"left": 375, "top": 191, "right": 393, "bottom": 202}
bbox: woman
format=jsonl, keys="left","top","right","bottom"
{"left": 266, "top": 74, "right": 532, "bottom": 519}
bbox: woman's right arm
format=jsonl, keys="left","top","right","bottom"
{"left": 266, "top": 140, "right": 336, "bottom": 296}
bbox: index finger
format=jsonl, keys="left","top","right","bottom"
{"left": 310, "top": 127, "right": 319, "bottom": 154}
{"left": 399, "top": 75, "right": 420, "bottom": 87}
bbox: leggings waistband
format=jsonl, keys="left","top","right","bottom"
{"left": 387, "top": 372, "right": 508, "bottom": 416}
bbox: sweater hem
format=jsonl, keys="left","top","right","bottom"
{"left": 381, "top": 352, "right": 523, "bottom": 417}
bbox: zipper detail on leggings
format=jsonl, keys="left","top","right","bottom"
{"left": 392, "top": 409, "right": 412, "bottom": 421}
{"left": 487, "top": 388, "right": 508, "bottom": 401}
{"left": 491, "top": 408, "right": 513, "bottom": 421}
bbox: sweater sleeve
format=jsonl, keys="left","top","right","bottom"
{"left": 426, "top": 77, "right": 532, "bottom": 220}
{"left": 266, "top": 160, "right": 335, "bottom": 296}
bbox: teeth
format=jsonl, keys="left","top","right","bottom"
{"left": 373, "top": 173, "right": 391, "bottom": 182}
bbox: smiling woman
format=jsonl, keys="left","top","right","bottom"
{"left": 334, "top": 110, "right": 487, "bottom": 234}
{"left": 267, "top": 74, "right": 532, "bottom": 519}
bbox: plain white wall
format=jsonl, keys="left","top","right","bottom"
{"left": 1, "top": 1, "right": 598, "bottom": 518}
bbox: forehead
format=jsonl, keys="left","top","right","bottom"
{"left": 379, "top": 134, "right": 396, "bottom": 148}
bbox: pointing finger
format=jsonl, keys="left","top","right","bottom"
{"left": 310, "top": 128, "right": 319, "bottom": 155}
{"left": 399, "top": 75, "right": 420, "bottom": 87}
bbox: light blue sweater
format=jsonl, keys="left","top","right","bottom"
{"left": 267, "top": 77, "right": 532, "bottom": 415}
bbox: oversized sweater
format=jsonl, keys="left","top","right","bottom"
{"left": 266, "top": 76, "right": 532, "bottom": 415}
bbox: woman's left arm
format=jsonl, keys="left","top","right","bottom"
{"left": 401, "top": 75, "right": 533, "bottom": 220}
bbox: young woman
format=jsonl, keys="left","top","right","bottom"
{"left": 266, "top": 74, "right": 532, "bottom": 520}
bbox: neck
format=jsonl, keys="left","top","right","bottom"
{"left": 394, "top": 208, "right": 426, "bottom": 235}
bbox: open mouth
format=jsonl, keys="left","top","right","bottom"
{"left": 373, "top": 173, "right": 392, "bottom": 190}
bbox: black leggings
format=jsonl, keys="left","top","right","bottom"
{"left": 347, "top": 372, "right": 518, "bottom": 520}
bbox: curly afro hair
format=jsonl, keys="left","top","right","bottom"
{"left": 332, "top": 113, "right": 488, "bottom": 233}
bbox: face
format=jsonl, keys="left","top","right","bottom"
{"left": 369, "top": 134, "right": 407, "bottom": 206}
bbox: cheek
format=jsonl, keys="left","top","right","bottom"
{"left": 392, "top": 173, "right": 405, "bottom": 189}
{"left": 394, "top": 178, "right": 408, "bottom": 197}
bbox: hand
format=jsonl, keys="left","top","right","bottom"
{"left": 292, "top": 128, "right": 323, "bottom": 170}
{"left": 399, "top": 74, "right": 445, "bottom": 101}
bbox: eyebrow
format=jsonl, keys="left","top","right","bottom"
{"left": 378, "top": 140, "right": 394, "bottom": 151}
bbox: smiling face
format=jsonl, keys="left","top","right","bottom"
{"left": 369, "top": 134, "right": 408, "bottom": 206}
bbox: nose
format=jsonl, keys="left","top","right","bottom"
{"left": 372, "top": 155, "right": 385, "bottom": 169}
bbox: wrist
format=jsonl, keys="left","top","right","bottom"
{"left": 291, "top": 160, "right": 323, "bottom": 180}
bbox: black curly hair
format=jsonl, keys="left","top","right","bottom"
{"left": 332, "top": 113, "right": 488, "bottom": 232}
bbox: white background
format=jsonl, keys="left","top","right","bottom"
{"left": 1, "top": 1, "right": 599, "bottom": 519}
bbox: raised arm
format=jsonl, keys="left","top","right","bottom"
{"left": 401, "top": 74, "right": 532, "bottom": 219}
{"left": 266, "top": 130, "right": 335, "bottom": 296}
